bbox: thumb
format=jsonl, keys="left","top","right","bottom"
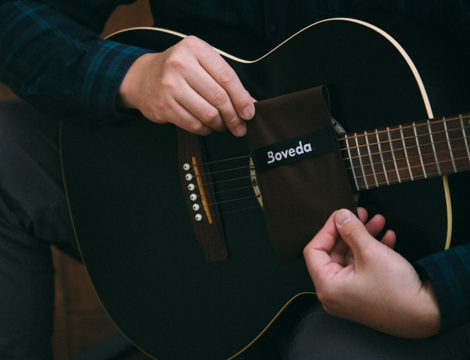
{"left": 335, "top": 209, "right": 375, "bottom": 255}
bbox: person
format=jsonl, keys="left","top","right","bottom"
{"left": 0, "top": 1, "right": 469, "bottom": 359}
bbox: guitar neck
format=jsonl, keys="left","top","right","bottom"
{"left": 339, "top": 114, "right": 470, "bottom": 191}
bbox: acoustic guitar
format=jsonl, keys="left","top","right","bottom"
{"left": 60, "top": 18, "right": 470, "bottom": 359}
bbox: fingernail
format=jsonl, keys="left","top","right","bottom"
{"left": 335, "top": 209, "right": 352, "bottom": 227}
{"left": 234, "top": 124, "right": 246, "bottom": 137}
{"left": 241, "top": 103, "right": 255, "bottom": 120}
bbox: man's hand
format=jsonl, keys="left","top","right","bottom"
{"left": 303, "top": 208, "right": 441, "bottom": 339}
{"left": 118, "top": 36, "right": 255, "bottom": 137}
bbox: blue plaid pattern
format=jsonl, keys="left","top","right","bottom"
{"left": 417, "top": 244, "right": 470, "bottom": 332}
{"left": 0, "top": 0, "right": 149, "bottom": 122}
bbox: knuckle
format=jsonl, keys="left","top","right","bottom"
{"left": 201, "top": 127, "right": 213, "bottom": 136}
{"left": 182, "top": 35, "right": 202, "bottom": 48}
{"left": 150, "top": 101, "right": 172, "bottom": 124}
{"left": 166, "top": 53, "right": 187, "bottom": 71}
{"left": 233, "top": 90, "right": 252, "bottom": 111}
{"left": 147, "top": 108, "right": 165, "bottom": 124}
{"left": 225, "top": 116, "right": 241, "bottom": 128}
{"left": 202, "top": 108, "right": 219, "bottom": 124}
{"left": 150, "top": 114, "right": 165, "bottom": 124}
{"left": 238, "top": 90, "right": 252, "bottom": 105}
{"left": 212, "top": 88, "right": 228, "bottom": 106}
{"left": 152, "top": 98, "right": 167, "bottom": 115}
{"left": 160, "top": 75, "right": 177, "bottom": 91}
{"left": 218, "top": 67, "right": 236, "bottom": 85}
{"left": 189, "top": 121, "right": 209, "bottom": 135}
{"left": 189, "top": 121, "right": 203, "bottom": 133}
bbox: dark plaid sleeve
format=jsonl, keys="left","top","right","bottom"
{"left": 0, "top": 0, "right": 152, "bottom": 123}
{"left": 416, "top": 244, "right": 470, "bottom": 332}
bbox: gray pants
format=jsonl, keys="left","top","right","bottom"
{"left": 0, "top": 99, "right": 468, "bottom": 360}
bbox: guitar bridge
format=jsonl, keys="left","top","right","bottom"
{"left": 177, "top": 129, "right": 228, "bottom": 263}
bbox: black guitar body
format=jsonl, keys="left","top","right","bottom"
{"left": 61, "top": 19, "right": 470, "bottom": 359}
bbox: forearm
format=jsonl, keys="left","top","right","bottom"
{"left": 0, "top": 0, "right": 150, "bottom": 123}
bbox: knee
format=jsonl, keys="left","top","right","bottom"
{"left": 0, "top": 99, "right": 37, "bottom": 149}
{"left": 0, "top": 99, "right": 51, "bottom": 163}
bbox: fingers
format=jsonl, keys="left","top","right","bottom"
{"left": 357, "top": 207, "right": 368, "bottom": 223}
{"left": 381, "top": 229, "right": 397, "bottom": 249}
{"left": 365, "top": 214, "right": 386, "bottom": 238}
{"left": 357, "top": 207, "right": 391, "bottom": 239}
{"left": 174, "top": 82, "right": 226, "bottom": 132}
{"left": 184, "top": 36, "right": 254, "bottom": 136}
{"left": 304, "top": 211, "right": 339, "bottom": 254}
{"left": 182, "top": 65, "right": 245, "bottom": 135}
{"left": 125, "top": 36, "right": 255, "bottom": 137}
{"left": 303, "top": 211, "right": 345, "bottom": 283}
{"left": 194, "top": 38, "right": 254, "bottom": 117}
{"left": 334, "top": 209, "right": 375, "bottom": 256}
{"left": 164, "top": 97, "right": 213, "bottom": 135}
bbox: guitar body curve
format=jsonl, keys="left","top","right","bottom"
{"left": 60, "top": 18, "right": 470, "bottom": 359}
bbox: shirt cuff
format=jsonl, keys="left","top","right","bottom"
{"left": 415, "top": 244, "right": 470, "bottom": 332}
{"left": 78, "top": 39, "right": 152, "bottom": 124}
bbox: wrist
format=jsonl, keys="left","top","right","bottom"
{"left": 417, "top": 280, "right": 441, "bottom": 336}
{"left": 117, "top": 52, "right": 155, "bottom": 110}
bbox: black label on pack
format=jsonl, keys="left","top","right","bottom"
{"left": 251, "top": 127, "right": 338, "bottom": 173}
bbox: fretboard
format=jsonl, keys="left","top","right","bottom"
{"left": 339, "top": 114, "right": 470, "bottom": 191}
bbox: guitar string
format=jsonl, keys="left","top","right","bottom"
{"left": 188, "top": 150, "right": 470, "bottom": 214}
{"left": 209, "top": 185, "right": 254, "bottom": 195}
{"left": 199, "top": 149, "right": 468, "bottom": 198}
{"left": 218, "top": 205, "right": 261, "bottom": 216}
{"left": 192, "top": 136, "right": 469, "bottom": 179}
{"left": 342, "top": 137, "right": 470, "bottom": 165}
{"left": 198, "top": 164, "right": 251, "bottom": 177}
{"left": 199, "top": 162, "right": 470, "bottom": 213}
{"left": 196, "top": 153, "right": 470, "bottom": 211}
{"left": 337, "top": 124, "right": 470, "bottom": 152}
{"left": 348, "top": 115, "right": 470, "bottom": 147}
{"left": 336, "top": 114, "right": 470, "bottom": 144}
{"left": 191, "top": 143, "right": 469, "bottom": 194}
{"left": 188, "top": 118, "right": 470, "bottom": 170}
{"left": 182, "top": 116, "right": 470, "bottom": 211}
{"left": 194, "top": 147, "right": 470, "bottom": 206}
{"left": 350, "top": 153, "right": 470, "bottom": 180}
{"left": 201, "top": 174, "right": 252, "bottom": 186}
{"left": 344, "top": 145, "right": 470, "bottom": 174}
{"left": 207, "top": 194, "right": 261, "bottom": 206}
{"left": 348, "top": 156, "right": 470, "bottom": 189}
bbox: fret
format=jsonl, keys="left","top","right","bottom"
{"left": 344, "top": 134, "right": 360, "bottom": 191}
{"left": 442, "top": 114, "right": 470, "bottom": 172}
{"left": 341, "top": 114, "right": 470, "bottom": 191}
{"left": 399, "top": 124, "right": 414, "bottom": 180}
{"left": 401, "top": 122, "right": 426, "bottom": 180}
{"left": 427, "top": 120, "right": 442, "bottom": 176}
{"left": 364, "top": 131, "right": 379, "bottom": 187}
{"left": 415, "top": 120, "right": 439, "bottom": 176}
{"left": 412, "top": 121, "right": 427, "bottom": 178}
{"left": 442, "top": 117, "right": 457, "bottom": 173}
{"left": 375, "top": 129, "right": 390, "bottom": 185}
{"left": 386, "top": 126, "right": 402, "bottom": 183}
{"left": 459, "top": 114, "right": 470, "bottom": 165}
{"left": 354, "top": 132, "right": 369, "bottom": 189}
{"left": 343, "top": 115, "right": 470, "bottom": 190}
